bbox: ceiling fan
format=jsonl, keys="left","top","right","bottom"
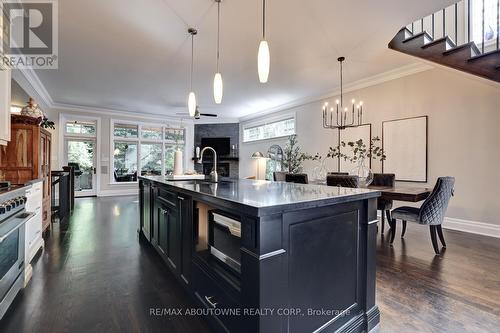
{"left": 177, "top": 106, "right": 218, "bottom": 120}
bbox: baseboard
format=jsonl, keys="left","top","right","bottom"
{"left": 97, "top": 189, "right": 138, "bottom": 197}
{"left": 377, "top": 212, "right": 500, "bottom": 239}
{"left": 443, "top": 217, "right": 500, "bottom": 239}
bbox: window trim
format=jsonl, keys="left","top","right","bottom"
{"left": 242, "top": 112, "right": 296, "bottom": 143}
{"left": 110, "top": 119, "right": 187, "bottom": 185}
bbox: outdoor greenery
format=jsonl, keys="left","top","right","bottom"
{"left": 282, "top": 135, "right": 320, "bottom": 173}
{"left": 327, "top": 137, "right": 386, "bottom": 163}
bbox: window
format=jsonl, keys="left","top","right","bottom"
{"left": 140, "top": 143, "right": 162, "bottom": 176}
{"left": 243, "top": 117, "right": 295, "bottom": 143}
{"left": 142, "top": 126, "right": 162, "bottom": 140}
{"left": 65, "top": 121, "right": 96, "bottom": 135}
{"left": 111, "top": 121, "right": 186, "bottom": 183}
{"left": 114, "top": 123, "right": 138, "bottom": 138}
{"left": 472, "top": 0, "right": 498, "bottom": 45}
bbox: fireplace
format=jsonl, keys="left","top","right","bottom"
{"left": 202, "top": 163, "right": 230, "bottom": 177}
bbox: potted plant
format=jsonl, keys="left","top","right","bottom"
{"left": 282, "top": 135, "right": 320, "bottom": 173}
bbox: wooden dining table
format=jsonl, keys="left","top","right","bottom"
{"left": 310, "top": 181, "right": 432, "bottom": 203}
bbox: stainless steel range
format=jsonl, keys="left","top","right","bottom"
{"left": 0, "top": 185, "right": 32, "bottom": 319}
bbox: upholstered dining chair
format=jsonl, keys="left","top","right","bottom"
{"left": 285, "top": 173, "right": 309, "bottom": 184}
{"left": 326, "top": 175, "right": 359, "bottom": 188}
{"left": 273, "top": 171, "right": 288, "bottom": 182}
{"left": 389, "top": 177, "right": 455, "bottom": 254}
{"left": 372, "top": 173, "right": 396, "bottom": 234}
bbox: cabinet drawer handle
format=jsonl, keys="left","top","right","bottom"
{"left": 204, "top": 296, "right": 218, "bottom": 309}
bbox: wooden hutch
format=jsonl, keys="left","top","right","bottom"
{"left": 0, "top": 115, "right": 52, "bottom": 232}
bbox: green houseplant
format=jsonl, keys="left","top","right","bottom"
{"left": 282, "top": 135, "right": 320, "bottom": 174}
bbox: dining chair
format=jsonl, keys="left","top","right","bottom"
{"left": 273, "top": 171, "right": 287, "bottom": 182}
{"left": 326, "top": 175, "right": 359, "bottom": 188}
{"left": 389, "top": 177, "right": 455, "bottom": 255}
{"left": 285, "top": 173, "right": 309, "bottom": 184}
{"left": 372, "top": 173, "right": 395, "bottom": 234}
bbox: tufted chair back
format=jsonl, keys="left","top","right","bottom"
{"left": 419, "top": 177, "right": 455, "bottom": 225}
{"left": 372, "top": 173, "right": 395, "bottom": 187}
{"left": 326, "top": 175, "right": 359, "bottom": 188}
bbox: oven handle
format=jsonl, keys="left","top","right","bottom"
{"left": 212, "top": 214, "right": 241, "bottom": 238}
{"left": 0, "top": 212, "right": 34, "bottom": 242}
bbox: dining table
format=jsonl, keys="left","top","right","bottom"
{"left": 310, "top": 181, "right": 432, "bottom": 203}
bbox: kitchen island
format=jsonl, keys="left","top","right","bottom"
{"left": 139, "top": 176, "right": 381, "bottom": 333}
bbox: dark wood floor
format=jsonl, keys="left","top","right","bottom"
{"left": 0, "top": 196, "right": 498, "bottom": 333}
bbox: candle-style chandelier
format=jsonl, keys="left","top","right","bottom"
{"left": 322, "top": 57, "right": 364, "bottom": 130}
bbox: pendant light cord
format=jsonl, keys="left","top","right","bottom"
{"left": 262, "top": 0, "right": 266, "bottom": 39}
{"left": 190, "top": 33, "right": 194, "bottom": 90}
{"left": 217, "top": 1, "right": 220, "bottom": 72}
{"left": 340, "top": 59, "right": 343, "bottom": 107}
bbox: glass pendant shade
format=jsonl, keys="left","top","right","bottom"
{"left": 258, "top": 40, "right": 270, "bottom": 83}
{"left": 188, "top": 92, "right": 196, "bottom": 117}
{"left": 213, "top": 72, "right": 223, "bottom": 104}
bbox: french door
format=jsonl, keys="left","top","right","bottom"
{"left": 64, "top": 138, "right": 97, "bottom": 197}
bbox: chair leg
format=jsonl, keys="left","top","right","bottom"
{"left": 385, "top": 210, "right": 391, "bottom": 226}
{"left": 401, "top": 220, "right": 407, "bottom": 238}
{"left": 429, "top": 226, "right": 440, "bottom": 255}
{"left": 436, "top": 225, "right": 447, "bottom": 248}
{"left": 381, "top": 211, "right": 385, "bottom": 234}
{"left": 389, "top": 219, "right": 397, "bottom": 244}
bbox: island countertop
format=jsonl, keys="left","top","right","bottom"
{"left": 139, "top": 176, "right": 380, "bottom": 216}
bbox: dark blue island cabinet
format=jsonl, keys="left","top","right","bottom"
{"left": 139, "top": 176, "right": 381, "bottom": 333}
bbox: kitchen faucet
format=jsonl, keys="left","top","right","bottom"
{"left": 197, "top": 147, "right": 218, "bottom": 183}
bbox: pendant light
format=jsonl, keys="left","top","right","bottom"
{"left": 188, "top": 28, "right": 198, "bottom": 117}
{"left": 258, "top": 0, "right": 270, "bottom": 83}
{"left": 213, "top": 0, "right": 223, "bottom": 104}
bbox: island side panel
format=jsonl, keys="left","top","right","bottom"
{"left": 243, "top": 198, "right": 378, "bottom": 333}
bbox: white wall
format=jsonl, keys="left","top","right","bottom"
{"left": 240, "top": 68, "right": 500, "bottom": 227}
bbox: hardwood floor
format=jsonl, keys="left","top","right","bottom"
{"left": 0, "top": 196, "right": 498, "bottom": 333}
{"left": 0, "top": 196, "right": 211, "bottom": 333}
{"left": 375, "top": 225, "right": 500, "bottom": 333}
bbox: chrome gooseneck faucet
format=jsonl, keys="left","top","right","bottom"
{"left": 197, "top": 147, "right": 218, "bottom": 183}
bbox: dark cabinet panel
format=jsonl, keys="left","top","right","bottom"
{"left": 179, "top": 195, "right": 192, "bottom": 285}
{"left": 139, "top": 181, "right": 152, "bottom": 241}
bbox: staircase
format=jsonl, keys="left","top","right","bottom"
{"left": 388, "top": 0, "right": 500, "bottom": 83}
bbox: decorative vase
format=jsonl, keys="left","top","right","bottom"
{"left": 20, "top": 98, "right": 44, "bottom": 119}
{"left": 351, "top": 157, "right": 373, "bottom": 187}
{"left": 312, "top": 159, "right": 328, "bottom": 181}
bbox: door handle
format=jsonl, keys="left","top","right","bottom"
{"left": 93, "top": 167, "right": 97, "bottom": 175}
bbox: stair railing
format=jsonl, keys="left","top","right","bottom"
{"left": 407, "top": 0, "right": 499, "bottom": 55}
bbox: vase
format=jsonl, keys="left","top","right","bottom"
{"left": 312, "top": 159, "right": 328, "bottom": 181}
{"left": 351, "top": 158, "right": 373, "bottom": 187}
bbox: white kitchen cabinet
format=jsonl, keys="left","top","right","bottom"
{"left": 0, "top": 65, "right": 11, "bottom": 146}
{"left": 24, "top": 180, "right": 45, "bottom": 285}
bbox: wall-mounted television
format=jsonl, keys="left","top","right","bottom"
{"left": 201, "top": 137, "right": 231, "bottom": 156}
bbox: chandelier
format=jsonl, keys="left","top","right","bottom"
{"left": 322, "top": 57, "right": 364, "bottom": 130}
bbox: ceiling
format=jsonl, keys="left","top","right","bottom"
{"left": 34, "top": 0, "right": 456, "bottom": 120}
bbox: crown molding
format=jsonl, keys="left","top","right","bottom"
{"left": 51, "top": 102, "right": 195, "bottom": 124}
{"left": 16, "top": 68, "right": 55, "bottom": 108}
{"left": 239, "top": 62, "right": 433, "bottom": 122}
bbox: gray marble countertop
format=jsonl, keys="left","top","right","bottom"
{"left": 140, "top": 176, "right": 381, "bottom": 215}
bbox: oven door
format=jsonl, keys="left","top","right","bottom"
{"left": 0, "top": 212, "right": 32, "bottom": 302}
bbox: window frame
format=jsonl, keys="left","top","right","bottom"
{"left": 242, "top": 112, "right": 296, "bottom": 144}
{"left": 110, "top": 119, "right": 187, "bottom": 184}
